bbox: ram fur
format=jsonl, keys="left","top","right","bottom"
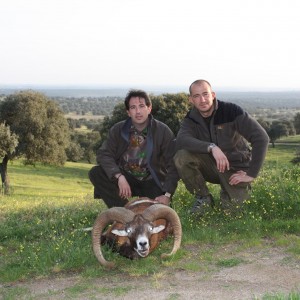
{"left": 92, "top": 198, "right": 182, "bottom": 268}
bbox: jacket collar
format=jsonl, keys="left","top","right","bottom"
{"left": 121, "top": 114, "right": 154, "bottom": 141}
{"left": 187, "top": 98, "right": 218, "bottom": 124}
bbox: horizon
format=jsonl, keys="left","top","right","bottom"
{"left": 1, "top": 84, "right": 300, "bottom": 93}
{"left": 1, "top": 85, "right": 300, "bottom": 99}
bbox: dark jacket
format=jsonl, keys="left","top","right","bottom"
{"left": 176, "top": 99, "right": 269, "bottom": 178}
{"left": 97, "top": 115, "right": 179, "bottom": 194}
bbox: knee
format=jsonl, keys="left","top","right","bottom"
{"left": 88, "top": 165, "right": 100, "bottom": 182}
{"left": 88, "top": 166, "right": 95, "bottom": 179}
{"left": 174, "top": 149, "right": 194, "bottom": 169}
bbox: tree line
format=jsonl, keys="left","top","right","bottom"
{"left": 51, "top": 95, "right": 123, "bottom": 116}
{"left": 1, "top": 90, "right": 300, "bottom": 195}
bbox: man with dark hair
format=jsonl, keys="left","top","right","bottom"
{"left": 175, "top": 80, "right": 269, "bottom": 216}
{"left": 89, "top": 89, "right": 179, "bottom": 208}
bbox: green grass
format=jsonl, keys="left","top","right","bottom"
{"left": 8, "top": 160, "right": 92, "bottom": 198}
{"left": 216, "top": 257, "right": 244, "bottom": 268}
{"left": 260, "top": 291, "right": 300, "bottom": 300}
{"left": 277, "top": 135, "right": 300, "bottom": 143}
{"left": 0, "top": 144, "right": 299, "bottom": 292}
{"left": 267, "top": 144, "right": 299, "bottom": 165}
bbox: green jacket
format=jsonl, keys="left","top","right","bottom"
{"left": 176, "top": 99, "right": 269, "bottom": 178}
{"left": 97, "top": 115, "right": 179, "bottom": 195}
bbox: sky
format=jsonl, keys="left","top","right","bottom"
{"left": 1, "top": 0, "right": 300, "bottom": 91}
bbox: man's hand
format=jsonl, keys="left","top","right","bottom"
{"left": 117, "top": 175, "right": 132, "bottom": 199}
{"left": 154, "top": 195, "right": 170, "bottom": 206}
{"left": 211, "top": 146, "right": 230, "bottom": 173}
{"left": 229, "top": 170, "right": 254, "bottom": 185}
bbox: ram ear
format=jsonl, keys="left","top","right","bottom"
{"left": 111, "top": 229, "right": 128, "bottom": 237}
{"left": 152, "top": 224, "right": 165, "bottom": 234}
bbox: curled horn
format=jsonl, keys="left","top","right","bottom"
{"left": 92, "top": 207, "right": 135, "bottom": 268}
{"left": 142, "top": 204, "right": 182, "bottom": 258}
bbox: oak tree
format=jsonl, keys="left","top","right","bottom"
{"left": 0, "top": 90, "right": 70, "bottom": 193}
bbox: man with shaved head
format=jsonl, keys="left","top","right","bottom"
{"left": 175, "top": 79, "right": 269, "bottom": 216}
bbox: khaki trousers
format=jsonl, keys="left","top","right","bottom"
{"left": 174, "top": 150, "right": 251, "bottom": 210}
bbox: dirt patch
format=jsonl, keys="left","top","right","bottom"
{"left": 2, "top": 247, "right": 300, "bottom": 300}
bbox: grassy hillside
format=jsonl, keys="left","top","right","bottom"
{"left": 277, "top": 135, "right": 300, "bottom": 143}
{"left": 0, "top": 144, "right": 299, "bottom": 286}
{"left": 8, "top": 160, "right": 92, "bottom": 198}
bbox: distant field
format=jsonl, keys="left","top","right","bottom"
{"left": 267, "top": 144, "right": 298, "bottom": 165}
{"left": 266, "top": 135, "right": 299, "bottom": 165}
{"left": 277, "top": 135, "right": 300, "bottom": 143}
{"left": 64, "top": 113, "right": 105, "bottom": 120}
{"left": 7, "top": 160, "right": 92, "bottom": 198}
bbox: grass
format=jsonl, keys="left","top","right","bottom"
{"left": 0, "top": 143, "right": 300, "bottom": 298}
{"left": 260, "top": 292, "right": 300, "bottom": 300}
{"left": 216, "top": 257, "right": 244, "bottom": 268}
{"left": 277, "top": 135, "right": 300, "bottom": 143}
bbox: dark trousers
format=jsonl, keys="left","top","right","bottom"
{"left": 88, "top": 165, "right": 163, "bottom": 208}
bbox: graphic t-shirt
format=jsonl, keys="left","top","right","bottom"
{"left": 121, "top": 126, "right": 151, "bottom": 180}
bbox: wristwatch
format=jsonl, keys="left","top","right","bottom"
{"left": 208, "top": 143, "right": 216, "bottom": 153}
{"left": 164, "top": 192, "right": 171, "bottom": 198}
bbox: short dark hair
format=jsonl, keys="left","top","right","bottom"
{"left": 189, "top": 79, "right": 212, "bottom": 94}
{"left": 124, "top": 89, "right": 151, "bottom": 110}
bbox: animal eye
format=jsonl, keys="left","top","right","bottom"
{"left": 149, "top": 226, "right": 153, "bottom": 231}
{"left": 126, "top": 228, "right": 132, "bottom": 233}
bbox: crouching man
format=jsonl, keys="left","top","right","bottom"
{"left": 174, "top": 79, "right": 269, "bottom": 216}
{"left": 89, "top": 89, "right": 179, "bottom": 208}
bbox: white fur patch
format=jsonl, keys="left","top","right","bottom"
{"left": 127, "top": 199, "right": 156, "bottom": 207}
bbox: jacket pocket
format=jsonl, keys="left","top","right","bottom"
{"left": 227, "top": 151, "right": 251, "bottom": 168}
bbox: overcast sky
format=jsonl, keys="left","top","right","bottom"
{"left": 1, "top": 0, "right": 300, "bottom": 91}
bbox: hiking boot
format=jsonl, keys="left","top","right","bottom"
{"left": 190, "top": 194, "right": 214, "bottom": 216}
